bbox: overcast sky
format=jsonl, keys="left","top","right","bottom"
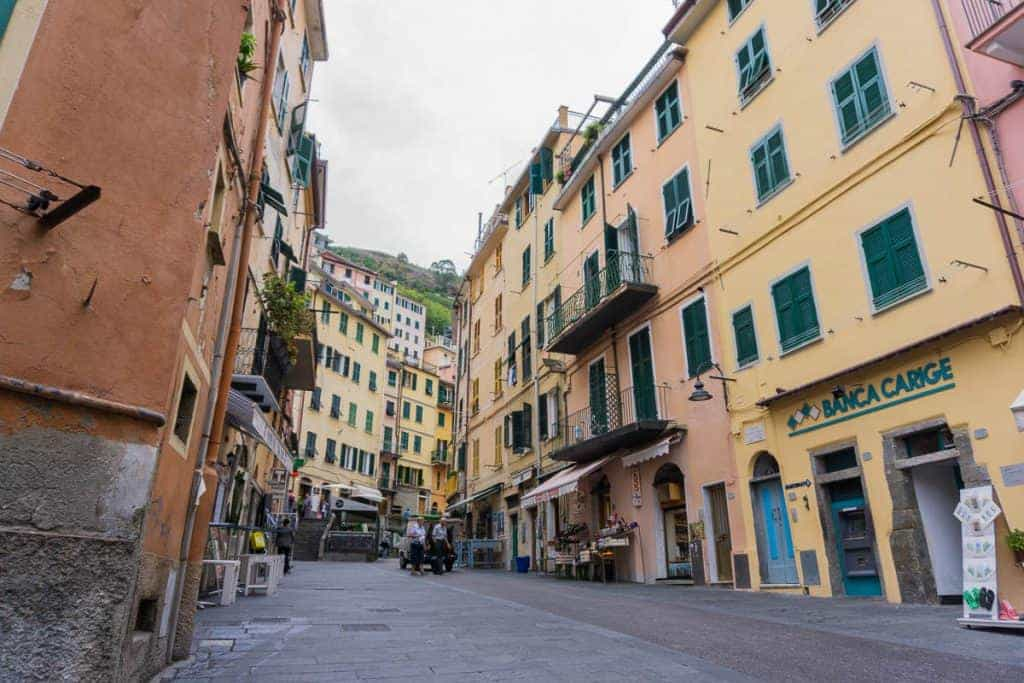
{"left": 307, "top": 0, "right": 674, "bottom": 272}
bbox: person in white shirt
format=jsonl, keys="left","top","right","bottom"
{"left": 431, "top": 520, "right": 448, "bottom": 557}
{"left": 407, "top": 519, "right": 426, "bottom": 575}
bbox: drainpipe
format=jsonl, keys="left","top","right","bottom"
{"left": 930, "top": 0, "right": 1024, "bottom": 305}
{"left": 172, "top": 0, "right": 288, "bottom": 654}
{"left": 532, "top": 172, "right": 543, "bottom": 514}
{"left": 977, "top": 82, "right": 1024, "bottom": 243}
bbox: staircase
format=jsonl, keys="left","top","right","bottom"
{"left": 292, "top": 518, "right": 329, "bottom": 561}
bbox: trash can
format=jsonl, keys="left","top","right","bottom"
{"left": 515, "top": 556, "right": 530, "bottom": 573}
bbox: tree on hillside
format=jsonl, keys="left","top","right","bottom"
{"left": 430, "top": 259, "right": 457, "bottom": 276}
{"left": 397, "top": 252, "right": 409, "bottom": 264}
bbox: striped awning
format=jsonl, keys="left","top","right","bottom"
{"left": 620, "top": 438, "right": 673, "bottom": 468}
{"left": 226, "top": 389, "right": 292, "bottom": 470}
{"left": 521, "top": 456, "right": 611, "bottom": 508}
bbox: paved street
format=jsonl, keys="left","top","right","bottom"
{"left": 162, "top": 560, "right": 1024, "bottom": 682}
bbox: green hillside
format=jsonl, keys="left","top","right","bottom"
{"left": 330, "top": 246, "right": 458, "bottom": 335}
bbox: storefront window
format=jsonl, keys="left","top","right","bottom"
{"left": 663, "top": 506, "right": 692, "bottom": 580}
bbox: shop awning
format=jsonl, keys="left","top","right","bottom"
{"left": 522, "top": 456, "right": 611, "bottom": 508}
{"left": 332, "top": 497, "right": 380, "bottom": 514}
{"left": 225, "top": 389, "right": 292, "bottom": 470}
{"left": 322, "top": 483, "right": 384, "bottom": 503}
{"left": 447, "top": 483, "right": 502, "bottom": 511}
{"left": 620, "top": 438, "right": 672, "bottom": 468}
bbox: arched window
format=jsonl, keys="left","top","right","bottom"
{"left": 752, "top": 452, "right": 780, "bottom": 479}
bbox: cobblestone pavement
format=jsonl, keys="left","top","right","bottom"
{"left": 161, "top": 560, "right": 1024, "bottom": 682}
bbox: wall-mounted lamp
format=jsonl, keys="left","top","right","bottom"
{"left": 687, "top": 363, "right": 736, "bottom": 409}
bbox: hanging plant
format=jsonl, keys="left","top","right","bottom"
{"left": 1008, "top": 528, "right": 1024, "bottom": 562}
{"left": 555, "top": 170, "right": 565, "bottom": 185}
{"left": 583, "top": 122, "right": 604, "bottom": 143}
{"left": 237, "top": 32, "right": 258, "bottom": 78}
{"left": 258, "top": 272, "right": 315, "bottom": 361}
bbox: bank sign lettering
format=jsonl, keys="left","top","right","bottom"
{"left": 787, "top": 358, "right": 955, "bottom": 437}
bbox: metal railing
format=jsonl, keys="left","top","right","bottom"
{"left": 378, "top": 476, "right": 396, "bottom": 490}
{"left": 233, "top": 327, "right": 291, "bottom": 399}
{"left": 431, "top": 450, "right": 449, "bottom": 465}
{"left": 545, "top": 252, "right": 653, "bottom": 343}
{"left": 962, "top": 0, "right": 1022, "bottom": 40}
{"left": 472, "top": 211, "right": 509, "bottom": 255}
{"left": 546, "top": 379, "right": 670, "bottom": 454}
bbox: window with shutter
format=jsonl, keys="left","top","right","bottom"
{"left": 831, "top": 48, "right": 891, "bottom": 146}
{"left": 682, "top": 298, "right": 713, "bottom": 377}
{"left": 536, "top": 302, "right": 546, "bottom": 348}
{"left": 815, "top": 0, "right": 856, "bottom": 29}
{"left": 530, "top": 161, "right": 544, "bottom": 195}
{"left": 339, "top": 312, "right": 348, "bottom": 334}
{"left": 582, "top": 177, "right": 597, "bottom": 224}
{"left": 522, "top": 246, "right": 531, "bottom": 287}
{"left": 543, "top": 218, "right": 555, "bottom": 261}
{"left": 736, "top": 27, "right": 772, "bottom": 103}
{"left": 727, "top": 0, "right": 753, "bottom": 21}
{"left": 750, "top": 126, "right": 791, "bottom": 202}
{"left": 310, "top": 387, "right": 321, "bottom": 411}
{"left": 772, "top": 266, "right": 821, "bottom": 353}
{"left": 330, "top": 394, "right": 341, "bottom": 419}
{"left": 538, "top": 394, "right": 548, "bottom": 441}
{"left": 287, "top": 102, "right": 307, "bottom": 155}
{"left": 860, "top": 207, "right": 927, "bottom": 310}
{"left": 732, "top": 305, "right": 759, "bottom": 368}
{"left": 611, "top": 134, "right": 632, "bottom": 187}
{"left": 292, "top": 134, "right": 315, "bottom": 187}
{"left": 541, "top": 147, "right": 554, "bottom": 181}
{"left": 348, "top": 403, "right": 358, "bottom": 426}
{"left": 655, "top": 81, "right": 683, "bottom": 142}
{"left": 662, "top": 167, "right": 694, "bottom": 238}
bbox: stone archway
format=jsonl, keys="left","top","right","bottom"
{"left": 750, "top": 453, "right": 798, "bottom": 585}
{"left": 652, "top": 463, "right": 701, "bottom": 583}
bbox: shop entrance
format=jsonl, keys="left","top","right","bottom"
{"left": 751, "top": 453, "right": 798, "bottom": 585}
{"left": 510, "top": 512, "right": 519, "bottom": 560}
{"left": 912, "top": 459, "right": 964, "bottom": 599}
{"left": 704, "top": 483, "right": 733, "bottom": 583}
{"left": 654, "top": 464, "right": 692, "bottom": 581}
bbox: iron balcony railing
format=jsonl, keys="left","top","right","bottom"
{"left": 431, "top": 450, "right": 449, "bottom": 465}
{"left": 378, "top": 476, "right": 396, "bottom": 490}
{"left": 233, "top": 327, "right": 291, "bottom": 399}
{"left": 545, "top": 251, "right": 653, "bottom": 343}
{"left": 962, "top": 0, "right": 1023, "bottom": 39}
{"left": 546, "top": 377, "right": 670, "bottom": 454}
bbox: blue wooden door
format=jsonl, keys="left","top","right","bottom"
{"left": 754, "top": 478, "right": 798, "bottom": 584}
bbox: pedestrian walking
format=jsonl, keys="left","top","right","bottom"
{"left": 287, "top": 493, "right": 296, "bottom": 513}
{"left": 320, "top": 497, "right": 330, "bottom": 520}
{"left": 407, "top": 518, "right": 426, "bottom": 575}
{"left": 301, "top": 496, "right": 312, "bottom": 520}
{"left": 276, "top": 517, "right": 295, "bottom": 574}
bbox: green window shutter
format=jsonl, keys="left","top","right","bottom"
{"left": 612, "top": 135, "right": 631, "bottom": 185}
{"left": 656, "top": 82, "right": 682, "bottom": 141}
{"left": 365, "top": 411, "right": 374, "bottom": 432}
{"left": 530, "top": 161, "right": 544, "bottom": 195}
{"left": 0, "top": 1, "right": 14, "bottom": 41}
{"left": 416, "top": 405, "right": 423, "bottom": 423}
{"left": 767, "top": 130, "right": 789, "bottom": 189}
{"left": 339, "top": 312, "right": 348, "bottom": 334}
{"left": 737, "top": 29, "right": 770, "bottom": 98}
{"left": 662, "top": 178, "right": 678, "bottom": 237}
{"left": 544, "top": 219, "right": 554, "bottom": 260}
{"left": 289, "top": 266, "right": 307, "bottom": 292}
{"left": 772, "top": 267, "right": 820, "bottom": 352}
{"left": 751, "top": 128, "right": 790, "bottom": 201}
{"left": 732, "top": 306, "right": 759, "bottom": 367}
{"left": 540, "top": 147, "right": 554, "bottom": 181}
{"left": 727, "top": 0, "right": 749, "bottom": 20}
{"left": 855, "top": 50, "right": 886, "bottom": 120}
{"left": 832, "top": 70, "right": 861, "bottom": 143}
{"left": 522, "top": 246, "right": 531, "bottom": 286}
{"left": 293, "top": 134, "right": 315, "bottom": 187}
{"left": 414, "top": 435, "right": 422, "bottom": 453}
{"left": 862, "top": 208, "right": 926, "bottom": 309}
{"left": 348, "top": 403, "right": 357, "bottom": 426}
{"left": 400, "top": 431, "right": 409, "bottom": 450}
{"left": 372, "top": 334, "right": 380, "bottom": 353}
{"left": 403, "top": 401, "right": 410, "bottom": 419}
{"left": 582, "top": 177, "right": 596, "bottom": 221}
{"left": 664, "top": 169, "right": 693, "bottom": 237}
{"left": 682, "top": 299, "right": 712, "bottom": 377}
{"left": 751, "top": 142, "right": 771, "bottom": 200}
{"left": 355, "top": 322, "right": 364, "bottom": 343}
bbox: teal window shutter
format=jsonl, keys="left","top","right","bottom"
{"left": 530, "top": 161, "right": 544, "bottom": 195}
{"left": 540, "top": 147, "right": 554, "bottom": 181}
{"left": 0, "top": 1, "right": 15, "bottom": 42}
{"left": 682, "top": 299, "right": 712, "bottom": 377}
{"left": 861, "top": 208, "right": 926, "bottom": 309}
{"left": 663, "top": 168, "right": 693, "bottom": 238}
{"left": 732, "top": 305, "right": 759, "bottom": 367}
{"left": 515, "top": 197, "right": 523, "bottom": 227}
{"left": 355, "top": 322, "right": 364, "bottom": 343}
{"left": 348, "top": 403, "right": 357, "bottom": 426}
{"left": 543, "top": 219, "right": 554, "bottom": 261}
{"left": 339, "top": 312, "right": 348, "bottom": 334}
{"left": 582, "top": 177, "right": 596, "bottom": 222}
{"left": 611, "top": 134, "right": 632, "bottom": 186}
{"left": 772, "top": 267, "right": 820, "bottom": 352}
{"left": 288, "top": 266, "right": 307, "bottom": 292}
{"left": 655, "top": 82, "right": 682, "bottom": 142}
{"left": 292, "top": 134, "right": 315, "bottom": 187}
{"left": 751, "top": 127, "right": 790, "bottom": 201}
{"left": 737, "top": 28, "right": 771, "bottom": 101}
{"left": 727, "top": 0, "right": 751, "bottom": 20}
{"left": 287, "top": 102, "right": 307, "bottom": 155}
{"left": 832, "top": 48, "right": 890, "bottom": 145}
{"left": 522, "top": 246, "right": 531, "bottom": 287}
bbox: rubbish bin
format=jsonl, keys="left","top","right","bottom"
{"left": 515, "top": 556, "right": 530, "bottom": 573}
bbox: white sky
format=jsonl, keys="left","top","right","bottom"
{"left": 307, "top": 0, "right": 674, "bottom": 272}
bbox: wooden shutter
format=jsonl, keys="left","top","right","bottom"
{"left": 861, "top": 223, "right": 896, "bottom": 306}
{"left": 662, "top": 177, "right": 678, "bottom": 236}
{"left": 751, "top": 141, "right": 771, "bottom": 200}
{"left": 538, "top": 394, "right": 548, "bottom": 440}
{"left": 293, "top": 134, "right": 315, "bottom": 187}
{"left": 530, "top": 161, "right": 544, "bottom": 195}
{"left": 767, "top": 130, "right": 789, "bottom": 189}
{"left": 855, "top": 50, "right": 886, "bottom": 120}
{"left": 540, "top": 147, "right": 554, "bottom": 181}
{"left": 774, "top": 268, "right": 819, "bottom": 351}
{"left": 832, "top": 70, "right": 862, "bottom": 142}
{"left": 733, "top": 306, "right": 758, "bottom": 366}
{"left": 683, "top": 299, "right": 712, "bottom": 377}
{"left": 864, "top": 209, "right": 925, "bottom": 308}
{"left": 727, "top": 0, "right": 746, "bottom": 19}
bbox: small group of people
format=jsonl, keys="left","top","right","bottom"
{"left": 288, "top": 493, "right": 332, "bottom": 520}
{"left": 405, "top": 518, "right": 450, "bottom": 576}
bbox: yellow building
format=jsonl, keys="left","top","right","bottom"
{"left": 453, "top": 107, "right": 578, "bottom": 568}
{"left": 665, "top": 0, "right": 1024, "bottom": 604}
{"left": 388, "top": 361, "right": 441, "bottom": 516}
{"left": 297, "top": 275, "right": 389, "bottom": 512}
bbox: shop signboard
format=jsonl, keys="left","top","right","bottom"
{"left": 954, "top": 486, "right": 1001, "bottom": 623}
{"left": 631, "top": 468, "right": 642, "bottom": 507}
{"left": 786, "top": 357, "right": 956, "bottom": 437}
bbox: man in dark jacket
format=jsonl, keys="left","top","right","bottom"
{"left": 276, "top": 518, "right": 295, "bottom": 574}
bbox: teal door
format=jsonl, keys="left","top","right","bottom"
{"left": 584, "top": 252, "right": 601, "bottom": 310}
{"left": 830, "top": 494, "right": 882, "bottom": 597}
{"left": 628, "top": 328, "right": 657, "bottom": 420}
{"left": 753, "top": 477, "right": 798, "bottom": 584}
{"left": 511, "top": 514, "right": 519, "bottom": 558}
{"left": 588, "top": 359, "right": 608, "bottom": 436}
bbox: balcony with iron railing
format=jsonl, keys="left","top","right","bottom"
{"left": 545, "top": 251, "right": 657, "bottom": 354}
{"left": 545, "top": 375, "right": 676, "bottom": 463}
{"left": 231, "top": 327, "right": 292, "bottom": 412}
{"left": 431, "top": 450, "right": 449, "bottom": 466}
{"left": 378, "top": 476, "right": 396, "bottom": 492}
{"left": 963, "top": 0, "right": 1024, "bottom": 65}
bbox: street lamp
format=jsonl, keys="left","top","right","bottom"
{"left": 687, "top": 363, "right": 736, "bottom": 409}
{"left": 688, "top": 379, "right": 713, "bottom": 402}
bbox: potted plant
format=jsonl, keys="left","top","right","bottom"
{"left": 555, "top": 170, "right": 565, "bottom": 185}
{"left": 258, "top": 272, "right": 315, "bottom": 361}
{"left": 583, "top": 122, "right": 604, "bottom": 144}
{"left": 1008, "top": 528, "right": 1024, "bottom": 563}
{"left": 237, "top": 32, "right": 258, "bottom": 80}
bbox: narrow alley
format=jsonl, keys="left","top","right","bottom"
{"left": 163, "top": 562, "right": 1024, "bottom": 682}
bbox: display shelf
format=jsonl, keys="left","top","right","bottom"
{"left": 957, "top": 617, "right": 1024, "bottom": 630}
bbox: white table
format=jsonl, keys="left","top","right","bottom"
{"left": 239, "top": 554, "right": 285, "bottom": 596}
